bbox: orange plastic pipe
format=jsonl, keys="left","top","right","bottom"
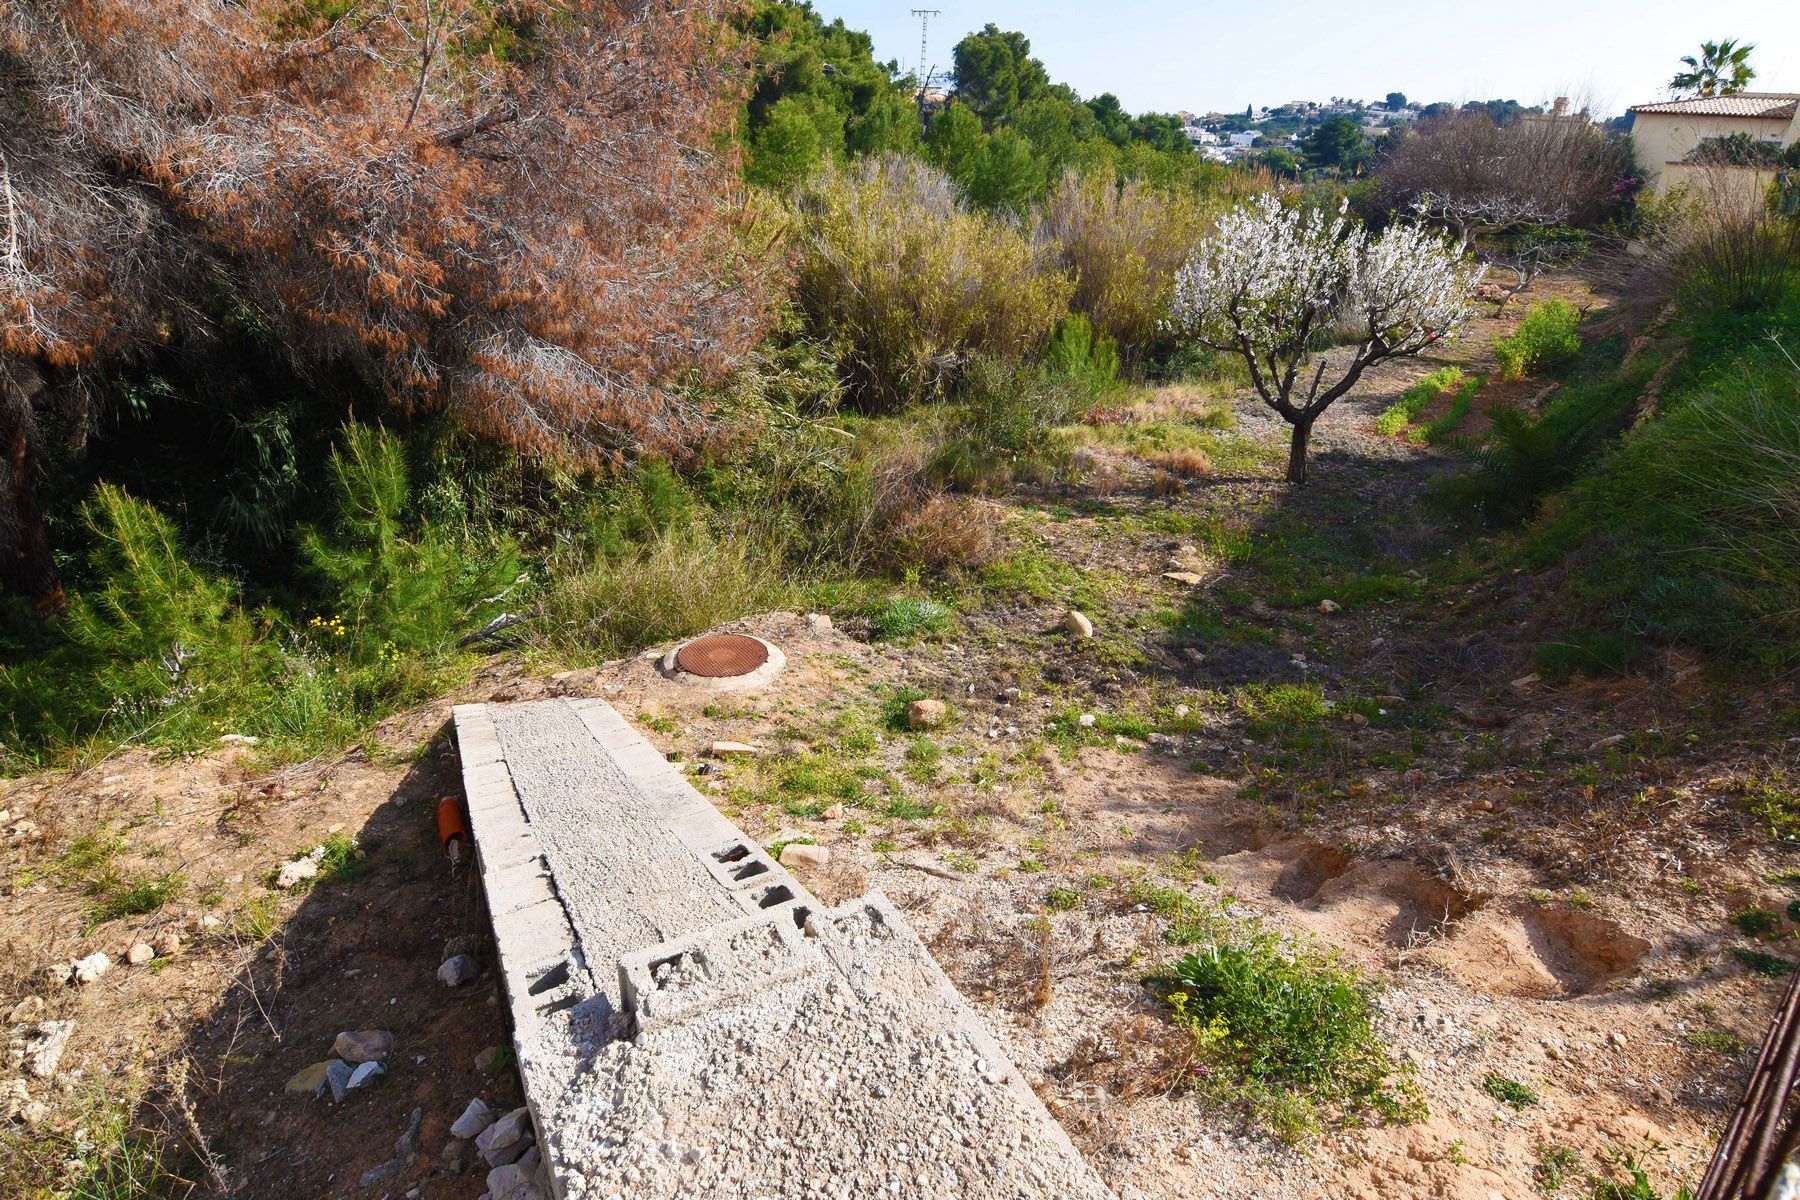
{"left": 437, "top": 796, "right": 469, "bottom": 848}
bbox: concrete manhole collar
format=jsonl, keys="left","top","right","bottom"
{"left": 660, "top": 633, "right": 785, "bottom": 691}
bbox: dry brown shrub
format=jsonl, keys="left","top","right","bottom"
{"left": 879, "top": 493, "right": 998, "bottom": 574}
{"left": 1145, "top": 470, "right": 1184, "bottom": 498}
{"left": 1147, "top": 448, "right": 1212, "bottom": 478}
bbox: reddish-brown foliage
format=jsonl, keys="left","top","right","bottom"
{"left": 0, "top": 0, "right": 776, "bottom": 598}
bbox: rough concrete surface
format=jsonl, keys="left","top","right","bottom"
{"left": 453, "top": 698, "right": 1113, "bottom": 1200}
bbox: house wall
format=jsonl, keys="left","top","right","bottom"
{"left": 1633, "top": 112, "right": 1798, "bottom": 192}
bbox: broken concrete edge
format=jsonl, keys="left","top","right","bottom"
{"left": 656, "top": 635, "right": 786, "bottom": 691}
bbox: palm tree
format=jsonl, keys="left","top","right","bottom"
{"left": 1671, "top": 39, "right": 1757, "bottom": 98}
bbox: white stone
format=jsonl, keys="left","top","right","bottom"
{"left": 276, "top": 856, "right": 319, "bottom": 889}
{"left": 1318, "top": 598, "right": 1340, "bottom": 613}
{"left": 451, "top": 1097, "right": 496, "bottom": 1140}
{"left": 779, "top": 843, "right": 830, "bottom": 869}
{"left": 708, "top": 741, "right": 761, "bottom": 758}
{"left": 23, "top": 1020, "right": 75, "bottom": 1079}
{"left": 1062, "top": 610, "right": 1094, "bottom": 638}
{"left": 125, "top": 942, "right": 155, "bottom": 966}
{"left": 70, "top": 952, "right": 110, "bottom": 985}
{"left": 347, "top": 1061, "right": 385, "bottom": 1090}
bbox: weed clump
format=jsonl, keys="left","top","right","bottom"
{"left": 1145, "top": 890, "right": 1423, "bottom": 1143}
{"left": 869, "top": 595, "right": 951, "bottom": 641}
{"left": 1494, "top": 298, "right": 1582, "bottom": 381}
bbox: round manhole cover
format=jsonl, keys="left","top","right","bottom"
{"left": 674, "top": 634, "right": 771, "bottom": 678}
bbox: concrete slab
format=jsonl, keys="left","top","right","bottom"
{"left": 454, "top": 698, "right": 1113, "bottom": 1200}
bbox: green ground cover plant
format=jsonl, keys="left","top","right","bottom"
{"left": 1146, "top": 890, "right": 1424, "bottom": 1143}
{"left": 1375, "top": 367, "right": 1465, "bottom": 436}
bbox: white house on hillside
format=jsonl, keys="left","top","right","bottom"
{"left": 1627, "top": 92, "right": 1799, "bottom": 195}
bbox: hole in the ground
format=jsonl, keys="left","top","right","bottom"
{"left": 1191, "top": 817, "right": 1272, "bottom": 858}
{"left": 1270, "top": 842, "right": 1351, "bottom": 902}
{"left": 1303, "top": 860, "right": 1487, "bottom": 948}
{"left": 1426, "top": 903, "right": 1653, "bottom": 999}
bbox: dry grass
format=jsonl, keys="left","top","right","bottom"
{"left": 1146, "top": 449, "right": 1213, "bottom": 479}
{"left": 880, "top": 494, "right": 999, "bottom": 574}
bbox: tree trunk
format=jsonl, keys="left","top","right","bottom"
{"left": 1285, "top": 418, "right": 1314, "bottom": 484}
{"left": 0, "top": 373, "right": 61, "bottom": 609}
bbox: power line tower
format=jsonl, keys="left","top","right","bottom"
{"left": 910, "top": 8, "right": 939, "bottom": 91}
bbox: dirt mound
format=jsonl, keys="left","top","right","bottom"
{"left": 1428, "top": 903, "right": 1652, "bottom": 998}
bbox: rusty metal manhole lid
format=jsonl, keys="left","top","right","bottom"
{"left": 674, "top": 634, "right": 770, "bottom": 678}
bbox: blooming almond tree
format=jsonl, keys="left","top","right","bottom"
{"left": 1172, "top": 194, "right": 1482, "bottom": 483}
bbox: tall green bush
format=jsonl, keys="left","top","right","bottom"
{"left": 301, "top": 424, "right": 524, "bottom": 663}
{"left": 1034, "top": 171, "right": 1220, "bottom": 374}
{"left": 793, "top": 156, "right": 1072, "bottom": 410}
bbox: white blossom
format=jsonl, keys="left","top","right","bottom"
{"left": 1171, "top": 193, "right": 1484, "bottom": 481}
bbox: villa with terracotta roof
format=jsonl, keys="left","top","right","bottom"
{"left": 1627, "top": 92, "right": 1800, "bottom": 195}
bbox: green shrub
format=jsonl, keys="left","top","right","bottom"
{"left": 1565, "top": 351, "right": 1800, "bottom": 666}
{"left": 301, "top": 424, "right": 524, "bottom": 662}
{"left": 1431, "top": 339, "right": 1648, "bottom": 525}
{"left": 1151, "top": 926, "right": 1422, "bottom": 1143}
{"left": 1043, "top": 314, "right": 1122, "bottom": 403}
{"left": 793, "top": 156, "right": 1071, "bottom": 410}
{"left": 1034, "top": 170, "right": 1219, "bottom": 373}
{"left": 1494, "top": 298, "right": 1582, "bottom": 381}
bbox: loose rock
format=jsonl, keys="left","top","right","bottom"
{"left": 439, "top": 954, "right": 479, "bottom": 987}
{"left": 1062, "top": 610, "right": 1095, "bottom": 638}
{"left": 151, "top": 929, "right": 183, "bottom": 958}
{"left": 778, "top": 843, "right": 830, "bottom": 869}
{"left": 1160, "top": 571, "right": 1204, "bottom": 586}
{"left": 347, "top": 1061, "right": 385, "bottom": 1091}
{"left": 325, "top": 1058, "right": 354, "bottom": 1102}
{"left": 333, "top": 1029, "right": 394, "bottom": 1063}
{"left": 451, "top": 1097, "right": 496, "bottom": 1140}
{"left": 22, "top": 1020, "right": 75, "bottom": 1079}
{"left": 125, "top": 942, "right": 155, "bottom": 966}
{"left": 284, "top": 1061, "right": 334, "bottom": 1096}
{"left": 276, "top": 856, "right": 319, "bottom": 889}
{"left": 1318, "top": 599, "right": 1341, "bottom": 614}
{"left": 903, "top": 699, "right": 948, "bottom": 730}
{"left": 708, "top": 741, "right": 760, "bottom": 758}
{"left": 477, "top": 1106, "right": 533, "bottom": 1167}
{"left": 70, "top": 952, "right": 110, "bottom": 986}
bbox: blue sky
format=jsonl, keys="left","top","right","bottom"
{"left": 810, "top": 1, "right": 1800, "bottom": 119}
